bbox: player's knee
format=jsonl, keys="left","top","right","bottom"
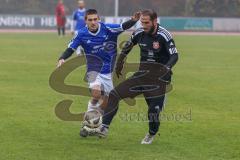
{"left": 147, "top": 96, "right": 165, "bottom": 113}
{"left": 91, "top": 89, "right": 101, "bottom": 100}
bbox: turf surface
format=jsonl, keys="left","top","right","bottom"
{"left": 0, "top": 33, "right": 239, "bottom": 160}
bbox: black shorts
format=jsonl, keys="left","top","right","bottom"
{"left": 114, "top": 62, "right": 172, "bottom": 100}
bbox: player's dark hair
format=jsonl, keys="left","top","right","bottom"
{"left": 141, "top": 9, "right": 157, "bottom": 21}
{"left": 85, "top": 9, "right": 98, "bottom": 19}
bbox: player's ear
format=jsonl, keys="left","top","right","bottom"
{"left": 154, "top": 18, "right": 157, "bottom": 24}
{"left": 98, "top": 16, "right": 100, "bottom": 21}
{"left": 153, "top": 18, "right": 157, "bottom": 27}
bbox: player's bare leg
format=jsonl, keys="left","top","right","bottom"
{"left": 87, "top": 85, "right": 104, "bottom": 113}
{"left": 80, "top": 84, "right": 105, "bottom": 137}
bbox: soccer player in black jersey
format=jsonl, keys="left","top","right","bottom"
{"left": 94, "top": 9, "right": 179, "bottom": 144}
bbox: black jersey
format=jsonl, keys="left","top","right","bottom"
{"left": 122, "top": 24, "right": 178, "bottom": 68}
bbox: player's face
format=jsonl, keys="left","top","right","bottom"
{"left": 86, "top": 14, "right": 99, "bottom": 32}
{"left": 140, "top": 15, "right": 157, "bottom": 33}
{"left": 78, "top": 1, "right": 85, "bottom": 9}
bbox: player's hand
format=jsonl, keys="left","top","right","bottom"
{"left": 131, "top": 11, "right": 141, "bottom": 21}
{"left": 165, "top": 65, "right": 171, "bottom": 72}
{"left": 115, "top": 62, "right": 123, "bottom": 78}
{"left": 57, "top": 59, "right": 65, "bottom": 68}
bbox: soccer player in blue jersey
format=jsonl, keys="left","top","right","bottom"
{"left": 71, "top": 0, "right": 86, "bottom": 56}
{"left": 57, "top": 9, "right": 140, "bottom": 137}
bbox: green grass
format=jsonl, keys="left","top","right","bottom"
{"left": 0, "top": 32, "right": 239, "bottom": 160}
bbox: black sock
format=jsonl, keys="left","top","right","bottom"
{"left": 102, "top": 90, "right": 120, "bottom": 126}
{"left": 146, "top": 96, "right": 165, "bottom": 135}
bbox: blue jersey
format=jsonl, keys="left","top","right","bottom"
{"left": 68, "top": 22, "right": 124, "bottom": 74}
{"left": 73, "top": 8, "right": 86, "bottom": 30}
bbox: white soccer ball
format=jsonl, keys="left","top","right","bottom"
{"left": 83, "top": 110, "right": 102, "bottom": 128}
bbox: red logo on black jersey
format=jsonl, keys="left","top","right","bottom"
{"left": 153, "top": 41, "right": 160, "bottom": 49}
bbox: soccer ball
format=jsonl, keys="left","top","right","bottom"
{"left": 83, "top": 110, "right": 102, "bottom": 128}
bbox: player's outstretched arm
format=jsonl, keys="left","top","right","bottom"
{"left": 115, "top": 41, "right": 135, "bottom": 78}
{"left": 115, "top": 27, "right": 141, "bottom": 77}
{"left": 57, "top": 48, "right": 75, "bottom": 68}
{"left": 122, "top": 11, "right": 141, "bottom": 30}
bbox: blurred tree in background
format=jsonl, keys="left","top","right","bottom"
{"left": 0, "top": 0, "right": 240, "bottom": 17}
{"left": 193, "top": 0, "right": 240, "bottom": 17}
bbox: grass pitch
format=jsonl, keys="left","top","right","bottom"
{"left": 0, "top": 32, "right": 239, "bottom": 160}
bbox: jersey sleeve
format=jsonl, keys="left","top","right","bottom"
{"left": 105, "top": 23, "right": 124, "bottom": 34}
{"left": 159, "top": 29, "right": 179, "bottom": 68}
{"left": 67, "top": 31, "right": 82, "bottom": 50}
{"left": 165, "top": 38, "right": 179, "bottom": 68}
{"left": 165, "top": 39, "right": 178, "bottom": 55}
{"left": 159, "top": 31, "right": 178, "bottom": 55}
